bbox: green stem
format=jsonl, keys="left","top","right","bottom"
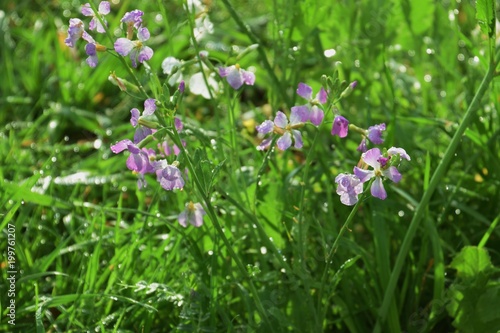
{"left": 373, "top": 47, "right": 500, "bottom": 333}
{"left": 219, "top": 0, "right": 290, "bottom": 105}
{"left": 317, "top": 190, "right": 365, "bottom": 314}
{"left": 88, "top": 1, "right": 149, "bottom": 99}
{"left": 166, "top": 129, "right": 273, "bottom": 330}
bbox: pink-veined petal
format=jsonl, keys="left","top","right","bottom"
{"left": 114, "top": 38, "right": 134, "bottom": 56}
{"left": 290, "top": 106, "right": 309, "bottom": 124}
{"left": 226, "top": 68, "right": 243, "bottom": 89}
{"left": 137, "top": 27, "right": 150, "bottom": 41}
{"left": 370, "top": 177, "right": 387, "bottom": 200}
{"left": 256, "top": 120, "right": 274, "bottom": 134}
{"left": 99, "top": 1, "right": 111, "bottom": 15}
{"left": 292, "top": 130, "right": 303, "bottom": 149}
{"left": 257, "top": 138, "right": 272, "bottom": 151}
{"left": 274, "top": 111, "right": 288, "bottom": 129}
{"left": 296, "top": 82, "right": 312, "bottom": 100}
{"left": 331, "top": 115, "right": 349, "bottom": 138}
{"left": 110, "top": 139, "right": 133, "bottom": 153}
{"left": 383, "top": 166, "right": 402, "bottom": 183}
{"left": 277, "top": 132, "right": 292, "bottom": 150}
{"left": 81, "top": 4, "right": 93, "bottom": 16}
{"left": 219, "top": 66, "right": 232, "bottom": 77}
{"left": 361, "top": 148, "right": 382, "bottom": 169}
{"left": 130, "top": 108, "right": 140, "bottom": 127}
{"left": 388, "top": 147, "right": 411, "bottom": 161}
{"left": 178, "top": 211, "right": 188, "bottom": 227}
{"left": 309, "top": 106, "right": 324, "bottom": 126}
{"left": 317, "top": 87, "right": 327, "bottom": 104}
{"left": 241, "top": 70, "right": 255, "bottom": 85}
{"left": 143, "top": 99, "right": 156, "bottom": 116}
{"left": 353, "top": 166, "right": 375, "bottom": 183}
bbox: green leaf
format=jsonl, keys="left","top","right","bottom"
{"left": 476, "top": 0, "right": 496, "bottom": 38}
{"left": 410, "top": 0, "right": 435, "bottom": 35}
{"left": 449, "top": 246, "right": 493, "bottom": 280}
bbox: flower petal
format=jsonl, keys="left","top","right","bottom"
{"left": 137, "top": 27, "right": 150, "bottom": 42}
{"left": 367, "top": 123, "right": 386, "bottom": 144}
{"left": 388, "top": 147, "right": 411, "bottom": 161}
{"left": 274, "top": 111, "right": 288, "bottom": 129}
{"left": 353, "top": 167, "right": 374, "bottom": 183}
{"left": 277, "top": 132, "right": 292, "bottom": 150}
{"left": 370, "top": 177, "right": 387, "bottom": 200}
{"left": 178, "top": 211, "right": 188, "bottom": 227}
{"left": 382, "top": 166, "right": 402, "bottom": 183}
{"left": 81, "top": 4, "right": 93, "bottom": 16}
{"left": 114, "top": 38, "right": 134, "bottom": 56}
{"left": 309, "top": 106, "right": 324, "bottom": 126}
{"left": 98, "top": 1, "right": 111, "bottom": 15}
{"left": 218, "top": 66, "right": 232, "bottom": 77}
{"left": 256, "top": 120, "right": 274, "bottom": 134}
{"left": 133, "top": 126, "right": 153, "bottom": 144}
{"left": 361, "top": 148, "right": 382, "bottom": 169}
{"left": 296, "top": 83, "right": 312, "bottom": 100}
{"left": 331, "top": 115, "right": 349, "bottom": 138}
{"left": 143, "top": 99, "right": 156, "bottom": 116}
{"left": 130, "top": 108, "right": 140, "bottom": 127}
{"left": 110, "top": 139, "right": 133, "bottom": 153}
{"left": 257, "top": 138, "right": 272, "bottom": 151}
{"left": 317, "top": 87, "right": 327, "bottom": 104}
{"left": 226, "top": 68, "right": 243, "bottom": 89}
{"left": 292, "top": 130, "right": 303, "bottom": 149}
{"left": 241, "top": 70, "right": 255, "bottom": 85}
{"left": 138, "top": 46, "right": 153, "bottom": 64}
{"left": 290, "top": 106, "right": 309, "bottom": 124}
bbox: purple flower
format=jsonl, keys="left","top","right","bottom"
{"left": 294, "top": 83, "right": 327, "bottom": 126}
{"left": 335, "top": 173, "right": 363, "bottom": 206}
{"left": 130, "top": 99, "right": 157, "bottom": 143}
{"left": 121, "top": 9, "right": 144, "bottom": 30}
{"left": 357, "top": 138, "right": 367, "bottom": 152}
{"left": 82, "top": 34, "right": 106, "bottom": 67}
{"left": 81, "top": 1, "right": 110, "bottom": 33}
{"left": 85, "top": 42, "right": 98, "bottom": 67}
{"left": 110, "top": 139, "right": 155, "bottom": 174}
{"left": 366, "top": 123, "right": 386, "bottom": 144}
{"left": 65, "top": 18, "right": 93, "bottom": 48}
{"left": 158, "top": 117, "right": 185, "bottom": 156}
{"left": 219, "top": 65, "right": 255, "bottom": 90}
{"left": 353, "top": 148, "right": 404, "bottom": 200}
{"left": 178, "top": 201, "right": 206, "bottom": 227}
{"left": 387, "top": 147, "right": 411, "bottom": 161}
{"left": 114, "top": 27, "right": 154, "bottom": 67}
{"left": 331, "top": 115, "right": 349, "bottom": 138}
{"left": 256, "top": 107, "right": 308, "bottom": 151}
{"left": 152, "top": 160, "right": 185, "bottom": 191}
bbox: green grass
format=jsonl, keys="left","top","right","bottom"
{"left": 1, "top": 0, "right": 500, "bottom": 332}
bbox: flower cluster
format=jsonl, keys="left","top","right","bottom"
{"left": 65, "top": 3, "right": 412, "bottom": 226}
{"left": 336, "top": 147, "right": 411, "bottom": 205}
{"left": 65, "top": 2, "right": 153, "bottom": 68}
{"left": 110, "top": 99, "right": 185, "bottom": 192}
{"left": 252, "top": 78, "right": 410, "bottom": 204}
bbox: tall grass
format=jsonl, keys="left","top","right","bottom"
{"left": 1, "top": 0, "right": 500, "bottom": 332}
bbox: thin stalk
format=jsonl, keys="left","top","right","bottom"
{"left": 167, "top": 128, "right": 273, "bottom": 330}
{"left": 373, "top": 48, "right": 500, "bottom": 333}
{"left": 88, "top": 1, "right": 149, "bottom": 99}
{"left": 317, "top": 190, "right": 365, "bottom": 314}
{"left": 219, "top": 0, "right": 290, "bottom": 105}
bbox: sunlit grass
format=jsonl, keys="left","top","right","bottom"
{"left": 1, "top": 0, "right": 500, "bottom": 332}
